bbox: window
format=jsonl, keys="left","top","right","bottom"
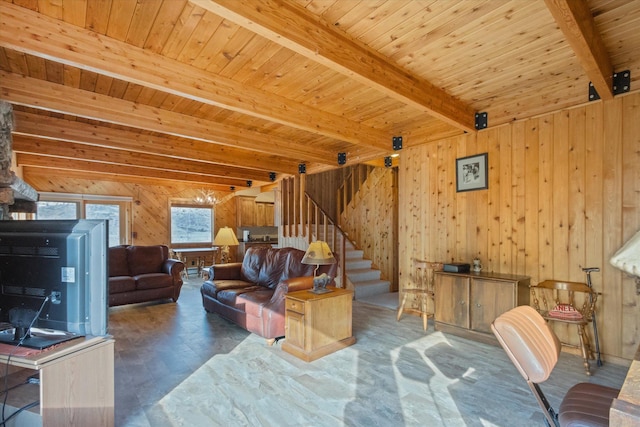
{"left": 36, "top": 193, "right": 131, "bottom": 246}
{"left": 170, "top": 205, "right": 213, "bottom": 245}
{"left": 37, "top": 201, "right": 79, "bottom": 219}
{"left": 86, "top": 203, "right": 122, "bottom": 247}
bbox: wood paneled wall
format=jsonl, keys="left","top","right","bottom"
{"left": 306, "top": 167, "right": 351, "bottom": 222}
{"left": 340, "top": 166, "right": 398, "bottom": 290}
{"left": 399, "top": 92, "right": 640, "bottom": 360}
{"left": 22, "top": 172, "right": 237, "bottom": 248}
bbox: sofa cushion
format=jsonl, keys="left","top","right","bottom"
{"left": 237, "top": 290, "right": 273, "bottom": 318}
{"left": 217, "top": 288, "right": 258, "bottom": 309}
{"left": 201, "top": 279, "right": 257, "bottom": 298}
{"left": 109, "top": 276, "right": 136, "bottom": 294}
{"left": 109, "top": 245, "right": 130, "bottom": 277}
{"left": 135, "top": 273, "right": 174, "bottom": 290}
{"left": 128, "top": 245, "right": 166, "bottom": 276}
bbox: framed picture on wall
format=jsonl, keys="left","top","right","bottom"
{"left": 456, "top": 153, "right": 488, "bottom": 192}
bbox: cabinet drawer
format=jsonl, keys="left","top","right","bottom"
{"left": 286, "top": 298, "right": 306, "bottom": 314}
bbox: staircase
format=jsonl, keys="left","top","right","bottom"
{"left": 279, "top": 172, "right": 394, "bottom": 306}
{"left": 345, "top": 245, "right": 393, "bottom": 302}
{"left": 316, "top": 225, "right": 391, "bottom": 302}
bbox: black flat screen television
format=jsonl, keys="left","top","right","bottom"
{"left": 0, "top": 219, "right": 109, "bottom": 349}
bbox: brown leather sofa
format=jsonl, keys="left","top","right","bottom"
{"left": 200, "top": 246, "right": 338, "bottom": 344}
{"left": 108, "top": 245, "right": 185, "bottom": 307}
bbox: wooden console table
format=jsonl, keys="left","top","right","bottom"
{"left": 173, "top": 247, "right": 218, "bottom": 276}
{"left": 434, "top": 271, "right": 530, "bottom": 343}
{"left": 0, "top": 335, "right": 115, "bottom": 426}
{"left": 283, "top": 287, "right": 356, "bottom": 362}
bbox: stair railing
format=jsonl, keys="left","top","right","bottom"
{"left": 336, "top": 164, "right": 372, "bottom": 218}
{"left": 281, "top": 175, "right": 349, "bottom": 288}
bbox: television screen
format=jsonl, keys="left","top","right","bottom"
{"left": 0, "top": 219, "right": 108, "bottom": 349}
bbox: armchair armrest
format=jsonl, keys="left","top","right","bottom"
{"left": 208, "top": 262, "right": 243, "bottom": 280}
{"left": 277, "top": 276, "right": 315, "bottom": 293}
{"left": 162, "top": 259, "right": 185, "bottom": 283}
{"left": 262, "top": 276, "right": 315, "bottom": 318}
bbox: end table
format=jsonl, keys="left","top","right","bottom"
{"left": 282, "top": 287, "right": 356, "bottom": 362}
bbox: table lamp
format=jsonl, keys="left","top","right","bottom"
{"left": 302, "top": 240, "right": 336, "bottom": 294}
{"left": 214, "top": 226, "right": 239, "bottom": 264}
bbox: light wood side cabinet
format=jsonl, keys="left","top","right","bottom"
{"left": 434, "top": 271, "right": 530, "bottom": 342}
{"left": 283, "top": 288, "right": 356, "bottom": 362}
{"left": 0, "top": 336, "right": 114, "bottom": 426}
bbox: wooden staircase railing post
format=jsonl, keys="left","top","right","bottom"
{"left": 299, "top": 173, "right": 306, "bottom": 238}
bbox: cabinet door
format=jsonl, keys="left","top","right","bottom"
{"left": 470, "top": 279, "right": 515, "bottom": 333}
{"left": 255, "top": 203, "right": 266, "bottom": 226}
{"left": 435, "top": 275, "right": 469, "bottom": 328}
{"left": 286, "top": 310, "right": 305, "bottom": 349}
{"left": 238, "top": 197, "right": 256, "bottom": 226}
{"left": 265, "top": 203, "right": 275, "bottom": 226}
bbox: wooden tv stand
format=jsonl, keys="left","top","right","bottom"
{"left": 0, "top": 335, "right": 114, "bottom": 426}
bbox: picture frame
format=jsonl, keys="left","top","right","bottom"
{"left": 456, "top": 153, "right": 488, "bottom": 192}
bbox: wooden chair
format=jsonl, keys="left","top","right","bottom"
{"left": 171, "top": 249, "right": 190, "bottom": 279}
{"left": 397, "top": 259, "right": 441, "bottom": 331}
{"left": 198, "top": 250, "right": 217, "bottom": 279}
{"left": 530, "top": 279, "right": 598, "bottom": 376}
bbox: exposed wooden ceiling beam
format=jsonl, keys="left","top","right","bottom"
{"left": 23, "top": 165, "right": 241, "bottom": 193}
{"left": 13, "top": 135, "right": 272, "bottom": 183}
{"left": 16, "top": 154, "right": 252, "bottom": 188}
{"left": 13, "top": 111, "right": 302, "bottom": 175}
{"left": 0, "top": 1, "right": 390, "bottom": 150}
{"left": 544, "top": 0, "right": 614, "bottom": 100}
{"left": 196, "top": 0, "right": 477, "bottom": 132}
{"left": 1, "top": 71, "right": 355, "bottom": 165}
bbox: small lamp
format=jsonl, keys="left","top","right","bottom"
{"left": 302, "top": 240, "right": 336, "bottom": 294}
{"left": 214, "top": 226, "right": 239, "bottom": 264}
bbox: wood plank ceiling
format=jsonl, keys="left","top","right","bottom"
{"left": 0, "top": 0, "right": 639, "bottom": 192}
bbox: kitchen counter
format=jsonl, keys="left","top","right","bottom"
{"left": 237, "top": 239, "right": 279, "bottom": 258}
{"left": 242, "top": 239, "right": 278, "bottom": 244}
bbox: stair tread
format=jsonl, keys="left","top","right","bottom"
{"left": 345, "top": 260, "right": 372, "bottom": 267}
{"left": 348, "top": 267, "right": 379, "bottom": 273}
{"left": 352, "top": 278, "right": 389, "bottom": 285}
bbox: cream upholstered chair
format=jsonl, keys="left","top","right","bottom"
{"left": 492, "top": 305, "right": 618, "bottom": 427}
{"left": 531, "top": 280, "right": 598, "bottom": 376}
{"left": 397, "top": 259, "right": 441, "bottom": 330}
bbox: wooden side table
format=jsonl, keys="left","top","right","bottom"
{"left": 282, "top": 287, "right": 356, "bottom": 362}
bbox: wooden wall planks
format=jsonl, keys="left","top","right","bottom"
{"left": 398, "top": 91, "right": 640, "bottom": 360}
{"left": 339, "top": 166, "right": 398, "bottom": 291}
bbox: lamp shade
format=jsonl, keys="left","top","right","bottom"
{"left": 214, "top": 227, "right": 239, "bottom": 246}
{"left": 302, "top": 241, "right": 336, "bottom": 266}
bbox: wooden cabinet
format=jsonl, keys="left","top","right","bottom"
{"left": 434, "top": 274, "right": 469, "bottom": 328}
{"left": 282, "top": 288, "right": 356, "bottom": 362}
{"left": 0, "top": 336, "right": 114, "bottom": 426}
{"left": 255, "top": 202, "right": 275, "bottom": 226}
{"left": 237, "top": 196, "right": 257, "bottom": 226}
{"left": 237, "top": 197, "right": 274, "bottom": 226}
{"left": 434, "top": 271, "right": 530, "bottom": 342}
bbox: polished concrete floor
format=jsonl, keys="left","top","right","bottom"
{"left": 109, "top": 279, "right": 628, "bottom": 427}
